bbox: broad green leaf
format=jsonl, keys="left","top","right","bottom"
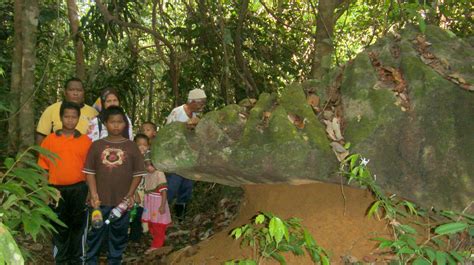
{"left": 269, "top": 217, "right": 285, "bottom": 245}
{"left": 270, "top": 252, "right": 287, "bottom": 265}
{"left": 398, "top": 246, "right": 415, "bottom": 254}
{"left": 3, "top": 157, "right": 14, "bottom": 169}
{"left": 367, "top": 200, "right": 381, "bottom": 218}
{"left": 303, "top": 229, "right": 316, "bottom": 247}
{"left": 22, "top": 214, "right": 41, "bottom": 241}
{"left": 423, "top": 247, "right": 436, "bottom": 262}
{"left": 234, "top": 228, "right": 242, "bottom": 239}
{"left": 435, "top": 251, "right": 447, "bottom": 265}
{"left": 399, "top": 224, "right": 417, "bottom": 234}
{"left": 1, "top": 195, "right": 18, "bottom": 210}
{"left": 0, "top": 223, "right": 24, "bottom": 265}
{"left": 348, "top": 154, "right": 359, "bottom": 169}
{"left": 434, "top": 222, "right": 468, "bottom": 235}
{"left": 449, "top": 250, "right": 465, "bottom": 262}
{"left": 0, "top": 183, "right": 26, "bottom": 197}
{"left": 255, "top": 214, "right": 265, "bottom": 224}
{"left": 343, "top": 142, "right": 351, "bottom": 149}
{"left": 321, "top": 255, "right": 330, "bottom": 265}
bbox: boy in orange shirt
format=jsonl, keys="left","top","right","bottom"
{"left": 38, "top": 101, "right": 92, "bottom": 264}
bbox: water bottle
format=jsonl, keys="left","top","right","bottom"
{"left": 91, "top": 208, "right": 104, "bottom": 229}
{"left": 105, "top": 199, "right": 129, "bottom": 225}
{"left": 129, "top": 203, "right": 139, "bottom": 223}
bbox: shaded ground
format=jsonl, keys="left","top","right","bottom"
{"left": 168, "top": 182, "right": 391, "bottom": 264}
{"left": 22, "top": 182, "right": 391, "bottom": 264}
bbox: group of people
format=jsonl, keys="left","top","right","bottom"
{"left": 36, "top": 77, "right": 207, "bottom": 264}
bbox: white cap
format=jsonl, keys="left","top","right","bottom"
{"left": 188, "top": 88, "right": 207, "bottom": 100}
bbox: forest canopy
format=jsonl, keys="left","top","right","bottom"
{"left": 0, "top": 0, "right": 472, "bottom": 153}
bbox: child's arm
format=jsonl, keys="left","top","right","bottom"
{"left": 159, "top": 190, "right": 167, "bottom": 214}
{"left": 86, "top": 173, "right": 100, "bottom": 208}
{"left": 125, "top": 176, "right": 142, "bottom": 206}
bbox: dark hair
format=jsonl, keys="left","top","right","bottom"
{"left": 102, "top": 106, "right": 127, "bottom": 123}
{"left": 64, "top": 77, "right": 84, "bottom": 90}
{"left": 142, "top": 121, "right": 157, "bottom": 130}
{"left": 134, "top": 133, "right": 149, "bottom": 144}
{"left": 60, "top": 101, "right": 81, "bottom": 117}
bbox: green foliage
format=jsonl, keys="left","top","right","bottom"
{"left": 340, "top": 154, "right": 473, "bottom": 264}
{"left": 0, "top": 222, "right": 24, "bottom": 265}
{"left": 228, "top": 212, "right": 330, "bottom": 265}
{"left": 0, "top": 146, "right": 64, "bottom": 260}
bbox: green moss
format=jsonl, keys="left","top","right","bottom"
{"left": 340, "top": 52, "right": 378, "bottom": 98}
{"left": 240, "top": 92, "right": 276, "bottom": 146}
{"left": 152, "top": 122, "right": 198, "bottom": 170}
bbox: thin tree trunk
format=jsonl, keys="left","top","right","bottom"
{"left": 310, "top": 0, "right": 346, "bottom": 79}
{"left": 234, "top": 0, "right": 258, "bottom": 98}
{"left": 18, "top": 0, "right": 39, "bottom": 150}
{"left": 8, "top": 0, "right": 23, "bottom": 153}
{"left": 147, "top": 76, "right": 154, "bottom": 122}
{"left": 218, "top": 0, "right": 231, "bottom": 104}
{"left": 66, "top": 0, "right": 86, "bottom": 80}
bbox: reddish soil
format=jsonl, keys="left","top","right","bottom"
{"left": 169, "top": 182, "right": 391, "bottom": 264}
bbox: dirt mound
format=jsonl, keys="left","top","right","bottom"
{"left": 169, "top": 182, "right": 391, "bottom": 264}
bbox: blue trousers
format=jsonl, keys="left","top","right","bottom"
{"left": 86, "top": 206, "right": 130, "bottom": 265}
{"left": 165, "top": 173, "right": 194, "bottom": 205}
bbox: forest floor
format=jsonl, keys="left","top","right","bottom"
{"left": 22, "top": 182, "right": 392, "bottom": 264}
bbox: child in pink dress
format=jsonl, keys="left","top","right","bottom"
{"left": 136, "top": 135, "right": 172, "bottom": 253}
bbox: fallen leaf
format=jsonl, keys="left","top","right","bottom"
{"left": 288, "top": 113, "right": 305, "bottom": 129}
{"left": 460, "top": 84, "right": 474, "bottom": 91}
{"left": 324, "top": 120, "right": 337, "bottom": 141}
{"left": 307, "top": 94, "right": 320, "bottom": 108}
{"left": 448, "top": 73, "right": 466, "bottom": 84}
{"left": 331, "top": 117, "right": 344, "bottom": 141}
{"left": 330, "top": 142, "right": 346, "bottom": 153}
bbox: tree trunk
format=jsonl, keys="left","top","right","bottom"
{"left": 218, "top": 0, "right": 232, "bottom": 104}
{"left": 66, "top": 0, "right": 86, "bottom": 81}
{"left": 310, "top": 0, "right": 345, "bottom": 79}
{"left": 8, "top": 0, "right": 23, "bottom": 153}
{"left": 147, "top": 76, "right": 154, "bottom": 122}
{"left": 18, "top": 0, "right": 39, "bottom": 150}
{"left": 169, "top": 50, "right": 180, "bottom": 107}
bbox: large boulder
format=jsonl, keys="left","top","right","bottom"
{"left": 152, "top": 84, "right": 337, "bottom": 186}
{"left": 152, "top": 25, "right": 473, "bottom": 211}
{"left": 343, "top": 25, "right": 473, "bottom": 211}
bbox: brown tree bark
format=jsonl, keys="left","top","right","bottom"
{"left": 8, "top": 0, "right": 23, "bottom": 153}
{"left": 310, "top": 0, "right": 348, "bottom": 80}
{"left": 147, "top": 76, "right": 154, "bottom": 122}
{"left": 18, "top": 0, "right": 39, "bottom": 149}
{"left": 218, "top": 0, "right": 232, "bottom": 104}
{"left": 66, "top": 0, "right": 86, "bottom": 81}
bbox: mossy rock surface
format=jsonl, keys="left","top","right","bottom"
{"left": 343, "top": 25, "right": 474, "bottom": 211}
{"left": 153, "top": 25, "right": 473, "bottom": 211}
{"left": 152, "top": 84, "right": 336, "bottom": 187}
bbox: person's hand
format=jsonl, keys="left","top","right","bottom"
{"left": 90, "top": 194, "right": 101, "bottom": 208}
{"left": 126, "top": 196, "right": 135, "bottom": 208}
{"left": 186, "top": 117, "right": 200, "bottom": 130}
{"left": 159, "top": 205, "right": 165, "bottom": 214}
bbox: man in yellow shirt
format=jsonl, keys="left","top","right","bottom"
{"left": 36, "top": 78, "right": 98, "bottom": 145}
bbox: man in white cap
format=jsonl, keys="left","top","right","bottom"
{"left": 165, "top": 88, "right": 207, "bottom": 221}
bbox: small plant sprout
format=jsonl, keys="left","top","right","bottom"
{"left": 228, "top": 212, "right": 330, "bottom": 265}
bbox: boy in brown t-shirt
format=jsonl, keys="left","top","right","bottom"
{"left": 83, "top": 106, "right": 146, "bottom": 264}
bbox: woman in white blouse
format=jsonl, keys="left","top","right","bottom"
{"left": 87, "top": 88, "right": 133, "bottom": 141}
